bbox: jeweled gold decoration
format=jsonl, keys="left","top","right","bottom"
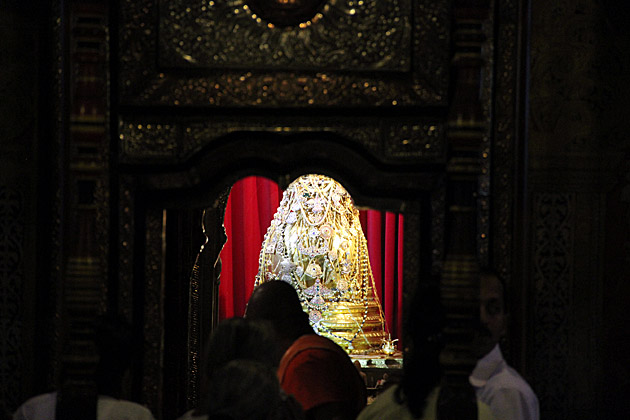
{"left": 255, "top": 174, "right": 389, "bottom": 353}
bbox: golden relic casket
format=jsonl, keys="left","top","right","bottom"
{"left": 255, "top": 174, "right": 390, "bottom": 354}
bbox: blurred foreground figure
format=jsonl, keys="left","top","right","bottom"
{"left": 470, "top": 271, "right": 539, "bottom": 420}
{"left": 357, "top": 281, "right": 445, "bottom": 419}
{"left": 177, "top": 317, "right": 304, "bottom": 420}
{"left": 358, "top": 280, "right": 497, "bottom": 420}
{"left": 13, "top": 314, "right": 155, "bottom": 420}
{"left": 246, "top": 280, "right": 366, "bottom": 420}
{"left": 255, "top": 174, "right": 389, "bottom": 353}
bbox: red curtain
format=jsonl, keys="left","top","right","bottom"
{"left": 219, "top": 176, "right": 404, "bottom": 341}
{"left": 219, "top": 176, "right": 282, "bottom": 319}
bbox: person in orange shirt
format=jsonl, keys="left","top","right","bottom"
{"left": 246, "top": 280, "right": 367, "bottom": 420}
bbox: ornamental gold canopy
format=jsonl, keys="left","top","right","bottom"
{"left": 255, "top": 174, "right": 391, "bottom": 354}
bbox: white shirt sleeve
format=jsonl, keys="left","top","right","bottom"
{"left": 489, "top": 387, "right": 538, "bottom": 420}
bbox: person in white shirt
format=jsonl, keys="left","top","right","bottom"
{"left": 13, "top": 314, "right": 156, "bottom": 420}
{"left": 470, "top": 271, "right": 539, "bottom": 420}
{"left": 13, "top": 392, "right": 154, "bottom": 420}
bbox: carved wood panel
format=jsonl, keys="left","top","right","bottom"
{"left": 119, "top": 179, "right": 136, "bottom": 323}
{"left": 531, "top": 193, "right": 574, "bottom": 418}
{"left": 0, "top": 186, "right": 24, "bottom": 411}
{"left": 118, "top": 116, "right": 446, "bottom": 166}
{"left": 528, "top": 0, "right": 630, "bottom": 416}
{"left": 143, "top": 209, "right": 166, "bottom": 415}
{"left": 159, "top": 0, "right": 411, "bottom": 71}
{"left": 118, "top": 0, "right": 450, "bottom": 107}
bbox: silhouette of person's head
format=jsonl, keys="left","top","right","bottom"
{"left": 245, "top": 281, "right": 312, "bottom": 350}
{"left": 201, "top": 317, "right": 281, "bottom": 377}
{"left": 398, "top": 280, "right": 445, "bottom": 417}
{"left": 204, "top": 359, "right": 289, "bottom": 420}
{"left": 196, "top": 317, "right": 287, "bottom": 417}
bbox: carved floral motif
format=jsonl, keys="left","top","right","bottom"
{"left": 532, "top": 193, "right": 573, "bottom": 418}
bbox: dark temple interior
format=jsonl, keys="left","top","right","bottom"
{"left": 1, "top": 0, "right": 629, "bottom": 419}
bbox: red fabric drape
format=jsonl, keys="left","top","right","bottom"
{"left": 219, "top": 176, "right": 281, "bottom": 320}
{"left": 362, "top": 210, "right": 404, "bottom": 341}
{"left": 219, "top": 176, "right": 404, "bottom": 341}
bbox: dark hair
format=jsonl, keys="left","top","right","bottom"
{"left": 396, "top": 279, "right": 445, "bottom": 417}
{"left": 202, "top": 359, "right": 289, "bottom": 420}
{"left": 203, "top": 317, "right": 280, "bottom": 370}
{"left": 245, "top": 281, "right": 312, "bottom": 342}
{"left": 196, "top": 317, "right": 282, "bottom": 416}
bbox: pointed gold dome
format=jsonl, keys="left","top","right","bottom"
{"left": 255, "top": 174, "right": 389, "bottom": 354}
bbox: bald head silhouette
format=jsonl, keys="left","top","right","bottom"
{"left": 245, "top": 280, "right": 313, "bottom": 345}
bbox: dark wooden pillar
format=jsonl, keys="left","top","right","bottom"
{"left": 57, "top": 2, "right": 110, "bottom": 418}
{"left": 438, "top": 1, "right": 491, "bottom": 418}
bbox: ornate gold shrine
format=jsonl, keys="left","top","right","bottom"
{"left": 255, "top": 174, "right": 390, "bottom": 353}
